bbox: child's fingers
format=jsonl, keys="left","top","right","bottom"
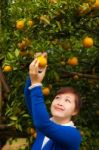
{"left": 40, "top": 65, "right": 47, "bottom": 76}
{"left": 29, "top": 58, "right": 38, "bottom": 70}
{"left": 43, "top": 65, "right": 48, "bottom": 73}
{"left": 42, "top": 52, "right": 47, "bottom": 58}
{"left": 34, "top": 60, "right": 39, "bottom": 73}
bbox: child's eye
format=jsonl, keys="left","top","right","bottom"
{"left": 65, "top": 99, "right": 71, "bottom": 103}
{"left": 55, "top": 96, "right": 60, "bottom": 99}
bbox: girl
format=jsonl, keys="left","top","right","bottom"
{"left": 24, "top": 54, "right": 82, "bottom": 150}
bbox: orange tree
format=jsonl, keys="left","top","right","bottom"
{"left": 1, "top": 0, "right": 99, "bottom": 149}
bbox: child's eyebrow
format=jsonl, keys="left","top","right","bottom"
{"left": 65, "top": 96, "right": 71, "bottom": 99}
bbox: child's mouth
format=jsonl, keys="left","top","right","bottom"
{"left": 54, "top": 106, "right": 64, "bottom": 111}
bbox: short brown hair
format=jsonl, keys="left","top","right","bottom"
{"left": 55, "top": 87, "right": 81, "bottom": 114}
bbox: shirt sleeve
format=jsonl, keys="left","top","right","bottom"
{"left": 30, "top": 86, "right": 82, "bottom": 149}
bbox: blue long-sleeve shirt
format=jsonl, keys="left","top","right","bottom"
{"left": 24, "top": 78, "right": 82, "bottom": 150}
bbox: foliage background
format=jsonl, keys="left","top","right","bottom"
{"left": 0, "top": 0, "right": 99, "bottom": 149}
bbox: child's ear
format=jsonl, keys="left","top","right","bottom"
{"left": 72, "top": 110, "right": 78, "bottom": 116}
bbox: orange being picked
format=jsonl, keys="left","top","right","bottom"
{"left": 42, "top": 87, "right": 50, "bottom": 96}
{"left": 16, "top": 20, "right": 24, "bottom": 30}
{"left": 83, "top": 37, "right": 94, "bottom": 48}
{"left": 3, "top": 65, "right": 13, "bottom": 72}
{"left": 67, "top": 57, "right": 78, "bottom": 66}
{"left": 37, "top": 56, "right": 47, "bottom": 68}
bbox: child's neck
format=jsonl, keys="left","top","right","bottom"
{"left": 52, "top": 116, "right": 71, "bottom": 125}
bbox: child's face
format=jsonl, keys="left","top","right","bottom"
{"left": 51, "top": 93, "right": 77, "bottom": 120}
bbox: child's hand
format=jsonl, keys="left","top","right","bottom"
{"left": 29, "top": 58, "right": 47, "bottom": 85}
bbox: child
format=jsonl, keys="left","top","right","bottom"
{"left": 24, "top": 54, "right": 82, "bottom": 150}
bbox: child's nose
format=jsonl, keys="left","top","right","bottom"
{"left": 57, "top": 102, "right": 63, "bottom": 106}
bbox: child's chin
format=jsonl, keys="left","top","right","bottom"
{"left": 52, "top": 111, "right": 63, "bottom": 118}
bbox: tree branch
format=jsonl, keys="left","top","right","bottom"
{"left": 0, "top": 67, "right": 10, "bottom": 93}
{"left": 61, "top": 71, "right": 99, "bottom": 79}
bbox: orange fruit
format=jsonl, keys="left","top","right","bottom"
{"left": 94, "top": 0, "right": 99, "bottom": 9}
{"left": 27, "top": 20, "right": 34, "bottom": 27}
{"left": 33, "top": 132, "right": 37, "bottom": 138}
{"left": 30, "top": 128, "right": 35, "bottom": 135}
{"left": 42, "top": 87, "right": 50, "bottom": 96}
{"left": 67, "top": 57, "right": 78, "bottom": 66}
{"left": 27, "top": 127, "right": 35, "bottom": 134}
{"left": 83, "top": 37, "right": 94, "bottom": 48}
{"left": 37, "top": 56, "right": 47, "bottom": 67}
{"left": 16, "top": 20, "right": 24, "bottom": 30}
{"left": 3, "top": 65, "right": 13, "bottom": 72}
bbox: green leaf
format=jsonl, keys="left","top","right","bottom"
{"left": 22, "top": 114, "right": 29, "bottom": 117}
{"left": 10, "top": 116, "right": 18, "bottom": 121}
{"left": 15, "top": 48, "right": 19, "bottom": 57}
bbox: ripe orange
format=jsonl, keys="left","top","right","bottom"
{"left": 94, "top": 0, "right": 99, "bottom": 9}
{"left": 30, "top": 128, "right": 35, "bottom": 135}
{"left": 16, "top": 20, "right": 24, "bottom": 30}
{"left": 27, "top": 20, "right": 34, "bottom": 27}
{"left": 67, "top": 57, "right": 78, "bottom": 66}
{"left": 27, "top": 127, "right": 35, "bottom": 134}
{"left": 42, "top": 87, "right": 50, "bottom": 96}
{"left": 33, "top": 132, "right": 37, "bottom": 138}
{"left": 3, "top": 65, "right": 13, "bottom": 72}
{"left": 37, "top": 56, "right": 47, "bottom": 68}
{"left": 83, "top": 37, "right": 94, "bottom": 48}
